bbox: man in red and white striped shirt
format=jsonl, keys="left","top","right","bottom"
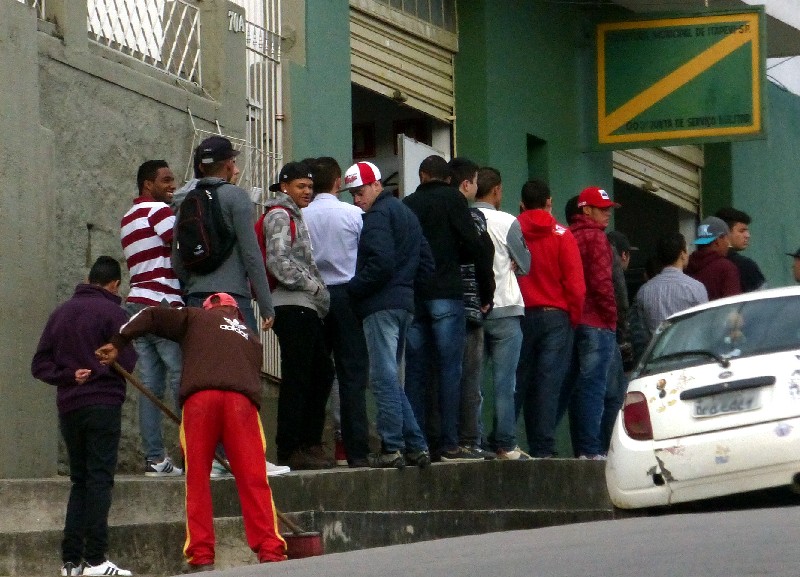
{"left": 120, "top": 160, "right": 184, "bottom": 477}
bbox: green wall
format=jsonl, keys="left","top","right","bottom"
{"left": 288, "top": 1, "right": 352, "bottom": 167}
{"left": 455, "top": 1, "right": 614, "bottom": 216}
{"left": 729, "top": 83, "right": 800, "bottom": 288}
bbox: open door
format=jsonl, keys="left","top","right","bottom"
{"left": 397, "top": 134, "right": 449, "bottom": 199}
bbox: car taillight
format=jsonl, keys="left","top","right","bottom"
{"left": 622, "top": 391, "right": 653, "bottom": 441}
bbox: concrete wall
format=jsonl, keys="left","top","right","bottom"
{"left": 0, "top": 1, "right": 58, "bottom": 479}
{"left": 0, "top": 0, "right": 247, "bottom": 478}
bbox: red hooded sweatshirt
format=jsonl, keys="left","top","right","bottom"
{"left": 517, "top": 209, "right": 585, "bottom": 326}
{"left": 569, "top": 214, "right": 617, "bottom": 330}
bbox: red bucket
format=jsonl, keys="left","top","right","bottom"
{"left": 284, "top": 532, "right": 324, "bottom": 559}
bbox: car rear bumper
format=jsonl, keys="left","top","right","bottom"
{"left": 606, "top": 415, "right": 800, "bottom": 509}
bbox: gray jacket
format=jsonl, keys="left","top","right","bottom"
{"left": 262, "top": 193, "right": 330, "bottom": 318}
{"left": 172, "top": 177, "right": 274, "bottom": 319}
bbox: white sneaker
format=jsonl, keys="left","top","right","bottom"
{"left": 210, "top": 459, "right": 233, "bottom": 479}
{"left": 578, "top": 454, "right": 607, "bottom": 461}
{"left": 267, "top": 460, "right": 291, "bottom": 476}
{"left": 496, "top": 446, "right": 532, "bottom": 461}
{"left": 81, "top": 559, "right": 132, "bottom": 576}
{"left": 144, "top": 455, "right": 183, "bottom": 477}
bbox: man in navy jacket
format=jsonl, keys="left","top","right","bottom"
{"left": 345, "top": 161, "right": 434, "bottom": 469}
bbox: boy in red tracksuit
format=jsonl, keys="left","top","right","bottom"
{"left": 95, "top": 293, "right": 286, "bottom": 571}
{"left": 515, "top": 180, "right": 585, "bottom": 458}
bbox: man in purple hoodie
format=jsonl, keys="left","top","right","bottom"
{"left": 31, "top": 256, "right": 136, "bottom": 577}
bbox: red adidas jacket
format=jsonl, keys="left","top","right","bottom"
{"left": 516, "top": 209, "right": 585, "bottom": 326}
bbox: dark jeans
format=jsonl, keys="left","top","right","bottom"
{"left": 324, "top": 285, "right": 370, "bottom": 462}
{"left": 600, "top": 345, "right": 628, "bottom": 453}
{"left": 60, "top": 405, "right": 122, "bottom": 565}
{"left": 515, "top": 308, "right": 573, "bottom": 457}
{"left": 560, "top": 325, "right": 617, "bottom": 457}
{"left": 273, "top": 305, "right": 335, "bottom": 461}
{"left": 405, "top": 299, "right": 466, "bottom": 452}
{"left": 459, "top": 325, "right": 484, "bottom": 447}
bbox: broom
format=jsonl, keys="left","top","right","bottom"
{"left": 111, "top": 361, "right": 319, "bottom": 549}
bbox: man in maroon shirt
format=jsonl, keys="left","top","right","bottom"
{"left": 686, "top": 216, "right": 742, "bottom": 300}
{"left": 561, "top": 186, "right": 618, "bottom": 460}
{"left": 96, "top": 293, "right": 286, "bottom": 571}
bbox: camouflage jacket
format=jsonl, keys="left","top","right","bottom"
{"left": 262, "top": 193, "right": 330, "bottom": 318}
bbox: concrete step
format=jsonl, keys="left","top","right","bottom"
{"left": 0, "top": 459, "right": 613, "bottom": 576}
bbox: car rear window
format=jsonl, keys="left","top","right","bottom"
{"left": 638, "top": 295, "right": 800, "bottom": 375}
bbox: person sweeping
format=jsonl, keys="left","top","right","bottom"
{"left": 95, "top": 292, "right": 286, "bottom": 572}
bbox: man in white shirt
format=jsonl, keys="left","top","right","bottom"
{"left": 302, "top": 157, "right": 370, "bottom": 467}
{"left": 473, "top": 167, "right": 530, "bottom": 460}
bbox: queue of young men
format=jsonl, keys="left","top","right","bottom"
{"left": 31, "top": 132, "right": 774, "bottom": 574}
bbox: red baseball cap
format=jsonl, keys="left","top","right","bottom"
{"left": 343, "top": 161, "right": 382, "bottom": 189}
{"left": 577, "top": 186, "right": 620, "bottom": 209}
{"left": 202, "top": 292, "right": 239, "bottom": 310}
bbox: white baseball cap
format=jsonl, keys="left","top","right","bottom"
{"left": 343, "top": 161, "right": 382, "bottom": 189}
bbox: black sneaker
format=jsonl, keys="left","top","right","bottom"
{"left": 466, "top": 445, "right": 497, "bottom": 460}
{"left": 61, "top": 561, "right": 82, "bottom": 576}
{"left": 440, "top": 446, "right": 484, "bottom": 462}
{"left": 367, "top": 450, "right": 405, "bottom": 469}
{"left": 405, "top": 450, "right": 431, "bottom": 469}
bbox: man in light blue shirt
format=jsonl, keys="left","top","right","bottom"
{"left": 302, "top": 157, "right": 370, "bottom": 467}
{"left": 634, "top": 231, "right": 708, "bottom": 341}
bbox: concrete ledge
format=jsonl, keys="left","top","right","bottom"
{"left": 0, "top": 460, "right": 613, "bottom": 576}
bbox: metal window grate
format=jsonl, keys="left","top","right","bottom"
{"left": 232, "top": 0, "right": 284, "bottom": 380}
{"left": 15, "top": 0, "right": 45, "bottom": 19}
{"left": 88, "top": 0, "right": 201, "bottom": 84}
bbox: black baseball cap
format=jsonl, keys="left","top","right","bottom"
{"left": 269, "top": 161, "right": 313, "bottom": 192}
{"left": 194, "top": 136, "right": 240, "bottom": 167}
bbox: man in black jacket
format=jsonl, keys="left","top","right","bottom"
{"left": 402, "top": 155, "right": 493, "bottom": 461}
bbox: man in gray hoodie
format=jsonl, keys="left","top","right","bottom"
{"left": 261, "top": 161, "right": 335, "bottom": 470}
{"left": 172, "top": 136, "right": 274, "bottom": 333}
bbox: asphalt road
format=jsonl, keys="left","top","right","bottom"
{"left": 208, "top": 505, "right": 800, "bottom": 577}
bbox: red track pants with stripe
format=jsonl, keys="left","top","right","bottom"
{"left": 180, "top": 389, "right": 286, "bottom": 565}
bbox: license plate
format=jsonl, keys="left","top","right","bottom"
{"left": 693, "top": 389, "right": 760, "bottom": 418}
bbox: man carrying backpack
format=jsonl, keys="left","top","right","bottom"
{"left": 172, "top": 136, "right": 274, "bottom": 333}
{"left": 260, "top": 161, "right": 335, "bottom": 470}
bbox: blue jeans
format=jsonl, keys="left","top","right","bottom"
{"left": 601, "top": 345, "right": 628, "bottom": 453}
{"left": 483, "top": 316, "right": 522, "bottom": 451}
{"left": 125, "top": 303, "right": 183, "bottom": 462}
{"left": 405, "top": 299, "right": 466, "bottom": 452}
{"left": 561, "top": 325, "right": 617, "bottom": 457}
{"left": 515, "top": 308, "right": 573, "bottom": 457}
{"left": 362, "top": 309, "right": 427, "bottom": 454}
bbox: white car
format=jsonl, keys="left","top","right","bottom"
{"left": 607, "top": 286, "right": 800, "bottom": 509}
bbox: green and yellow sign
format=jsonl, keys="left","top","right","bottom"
{"left": 597, "top": 10, "right": 765, "bottom": 147}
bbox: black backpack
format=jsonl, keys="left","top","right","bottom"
{"left": 175, "top": 183, "right": 236, "bottom": 275}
